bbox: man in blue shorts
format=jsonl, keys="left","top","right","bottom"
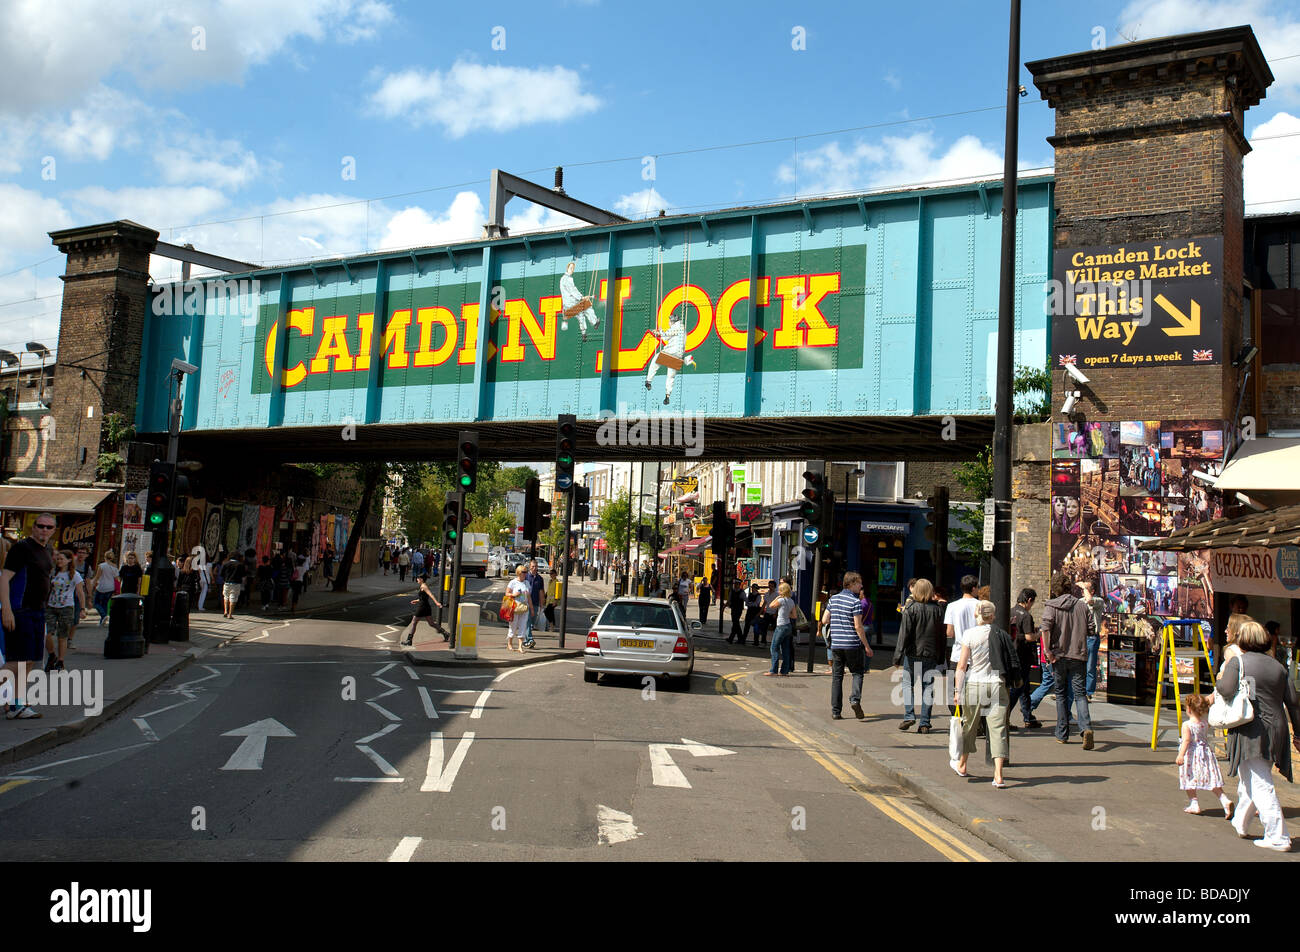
{"left": 0, "top": 514, "right": 56, "bottom": 718}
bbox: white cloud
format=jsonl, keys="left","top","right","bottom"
{"left": 777, "top": 132, "right": 1008, "bottom": 197}
{"left": 0, "top": 0, "right": 396, "bottom": 113}
{"left": 1117, "top": 0, "right": 1300, "bottom": 97}
{"left": 0, "top": 185, "right": 75, "bottom": 266}
{"left": 41, "top": 86, "right": 144, "bottom": 162}
{"left": 613, "top": 188, "right": 675, "bottom": 219}
{"left": 377, "top": 192, "right": 485, "bottom": 249}
{"left": 153, "top": 134, "right": 274, "bottom": 190}
{"left": 1245, "top": 111, "right": 1300, "bottom": 213}
{"left": 883, "top": 71, "right": 902, "bottom": 91}
{"left": 369, "top": 61, "right": 602, "bottom": 137}
{"left": 64, "top": 185, "right": 230, "bottom": 234}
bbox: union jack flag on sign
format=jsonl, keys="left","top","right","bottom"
{"left": 1058, "top": 355, "right": 1077, "bottom": 366}
{"left": 1193, "top": 349, "right": 1214, "bottom": 362}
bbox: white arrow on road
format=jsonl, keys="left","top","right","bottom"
{"left": 421, "top": 731, "right": 475, "bottom": 792}
{"left": 220, "top": 718, "right": 296, "bottom": 771}
{"left": 648, "top": 738, "right": 736, "bottom": 788}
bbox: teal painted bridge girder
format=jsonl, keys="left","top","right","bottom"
{"left": 137, "top": 176, "right": 1055, "bottom": 445}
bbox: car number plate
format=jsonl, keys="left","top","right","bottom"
{"left": 618, "top": 638, "right": 656, "bottom": 649}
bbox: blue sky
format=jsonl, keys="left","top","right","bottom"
{"left": 1, "top": 0, "right": 1298, "bottom": 359}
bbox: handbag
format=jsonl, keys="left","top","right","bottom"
{"left": 499, "top": 595, "right": 516, "bottom": 623}
{"left": 1208, "top": 655, "right": 1254, "bottom": 729}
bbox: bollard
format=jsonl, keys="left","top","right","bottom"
{"left": 171, "top": 590, "right": 191, "bottom": 642}
{"left": 455, "top": 602, "right": 479, "bottom": 660}
{"left": 104, "top": 594, "right": 146, "bottom": 659}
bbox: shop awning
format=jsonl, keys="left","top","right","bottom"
{"left": 1216, "top": 438, "right": 1300, "bottom": 494}
{"left": 674, "top": 491, "right": 699, "bottom": 504}
{"left": 1137, "top": 503, "right": 1300, "bottom": 552}
{"left": 662, "top": 536, "right": 710, "bottom": 557}
{"left": 0, "top": 486, "right": 114, "bottom": 514}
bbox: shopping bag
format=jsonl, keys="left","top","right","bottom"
{"left": 948, "top": 704, "right": 963, "bottom": 762}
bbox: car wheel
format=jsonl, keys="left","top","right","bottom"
{"left": 584, "top": 670, "right": 598, "bottom": 683}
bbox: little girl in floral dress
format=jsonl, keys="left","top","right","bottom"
{"left": 1176, "top": 693, "right": 1234, "bottom": 818}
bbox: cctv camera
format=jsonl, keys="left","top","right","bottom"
{"left": 1061, "top": 392, "right": 1078, "bottom": 415}
{"left": 1063, "top": 362, "right": 1089, "bottom": 385}
{"left": 171, "top": 358, "right": 199, "bottom": 376}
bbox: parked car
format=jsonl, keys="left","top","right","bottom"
{"left": 583, "top": 597, "right": 699, "bottom": 688}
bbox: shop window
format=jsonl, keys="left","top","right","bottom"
{"left": 1260, "top": 288, "right": 1300, "bottom": 366}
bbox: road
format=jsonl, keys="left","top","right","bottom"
{"left": 0, "top": 579, "right": 1002, "bottom": 862}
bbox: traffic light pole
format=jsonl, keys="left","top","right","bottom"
{"left": 448, "top": 491, "right": 465, "bottom": 647}
{"left": 558, "top": 488, "right": 575, "bottom": 649}
{"left": 806, "top": 545, "right": 823, "bottom": 673}
{"left": 435, "top": 536, "right": 449, "bottom": 631}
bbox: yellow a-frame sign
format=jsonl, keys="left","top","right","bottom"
{"left": 1150, "top": 619, "right": 1215, "bottom": 750}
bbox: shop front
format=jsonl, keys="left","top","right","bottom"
{"left": 0, "top": 485, "right": 117, "bottom": 564}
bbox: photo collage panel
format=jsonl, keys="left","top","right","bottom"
{"left": 1049, "top": 419, "right": 1225, "bottom": 690}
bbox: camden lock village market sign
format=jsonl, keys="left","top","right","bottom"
{"left": 1051, "top": 236, "right": 1223, "bottom": 368}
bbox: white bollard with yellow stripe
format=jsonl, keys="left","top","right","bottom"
{"left": 455, "top": 602, "right": 479, "bottom": 660}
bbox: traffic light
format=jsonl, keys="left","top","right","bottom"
{"left": 818, "top": 489, "right": 836, "bottom": 555}
{"left": 144, "top": 461, "right": 176, "bottom": 529}
{"left": 710, "top": 501, "right": 732, "bottom": 556}
{"left": 456, "top": 430, "right": 479, "bottom": 493}
{"left": 443, "top": 498, "right": 461, "bottom": 544}
{"left": 523, "top": 477, "right": 540, "bottom": 539}
{"left": 555, "top": 414, "right": 577, "bottom": 490}
{"left": 800, "top": 462, "right": 829, "bottom": 545}
{"left": 925, "top": 485, "right": 950, "bottom": 589}
{"left": 573, "top": 484, "right": 591, "bottom": 524}
{"left": 538, "top": 498, "right": 552, "bottom": 532}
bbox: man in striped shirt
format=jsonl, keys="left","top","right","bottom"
{"left": 821, "top": 571, "right": 873, "bottom": 720}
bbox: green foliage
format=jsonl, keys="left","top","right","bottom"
{"left": 402, "top": 461, "right": 538, "bottom": 547}
{"left": 96, "top": 452, "right": 125, "bottom": 481}
{"left": 1013, "top": 361, "right": 1052, "bottom": 422}
{"left": 598, "top": 488, "right": 652, "bottom": 561}
{"left": 102, "top": 411, "right": 136, "bottom": 448}
{"left": 949, "top": 446, "right": 992, "bottom": 563}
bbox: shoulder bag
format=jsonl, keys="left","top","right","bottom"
{"left": 1208, "top": 655, "right": 1253, "bottom": 729}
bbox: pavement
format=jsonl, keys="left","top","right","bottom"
{"left": 724, "top": 630, "right": 1300, "bottom": 863}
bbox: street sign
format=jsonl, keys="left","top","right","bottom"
{"left": 672, "top": 476, "right": 698, "bottom": 492}
{"left": 982, "top": 498, "right": 995, "bottom": 552}
{"left": 556, "top": 473, "right": 573, "bottom": 491}
{"left": 803, "top": 525, "right": 820, "bottom": 544}
{"left": 684, "top": 505, "right": 696, "bottom": 518}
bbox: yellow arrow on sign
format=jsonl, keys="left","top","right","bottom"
{"left": 1156, "top": 294, "right": 1200, "bottom": 337}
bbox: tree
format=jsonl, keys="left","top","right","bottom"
{"left": 947, "top": 364, "right": 1053, "bottom": 565}
{"left": 598, "top": 489, "right": 651, "bottom": 565}
{"left": 324, "top": 461, "right": 432, "bottom": 592}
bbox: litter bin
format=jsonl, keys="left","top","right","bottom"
{"left": 104, "top": 594, "right": 146, "bottom": 659}
{"left": 171, "top": 590, "right": 191, "bottom": 642}
{"left": 613, "top": 580, "right": 624, "bottom": 598}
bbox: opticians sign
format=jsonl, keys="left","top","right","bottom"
{"left": 1051, "top": 235, "right": 1223, "bottom": 369}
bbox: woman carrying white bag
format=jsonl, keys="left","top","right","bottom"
{"left": 1216, "top": 621, "right": 1300, "bottom": 851}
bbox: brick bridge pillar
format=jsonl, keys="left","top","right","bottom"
{"left": 46, "top": 220, "right": 159, "bottom": 483}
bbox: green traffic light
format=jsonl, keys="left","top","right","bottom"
{"left": 460, "top": 475, "right": 472, "bottom": 486}
{"left": 149, "top": 512, "right": 164, "bottom": 525}
{"left": 558, "top": 454, "right": 573, "bottom": 466}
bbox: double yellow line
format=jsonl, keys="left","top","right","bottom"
{"left": 717, "top": 673, "right": 989, "bottom": 863}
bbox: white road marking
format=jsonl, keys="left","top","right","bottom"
{"left": 132, "top": 718, "right": 159, "bottom": 742}
{"left": 597, "top": 805, "right": 642, "bottom": 846}
{"left": 421, "top": 731, "right": 475, "bottom": 792}
{"left": 375, "top": 633, "right": 395, "bottom": 644}
{"left": 357, "top": 724, "right": 400, "bottom": 746}
{"left": 373, "top": 662, "right": 398, "bottom": 677}
{"left": 9, "top": 742, "right": 152, "bottom": 776}
{"left": 243, "top": 631, "right": 270, "bottom": 643}
{"left": 648, "top": 739, "right": 736, "bottom": 789}
{"left": 334, "top": 776, "right": 403, "bottom": 783}
{"left": 417, "top": 687, "right": 439, "bottom": 719}
{"left": 471, "top": 658, "right": 580, "bottom": 719}
{"left": 365, "top": 701, "right": 400, "bottom": 721}
{"left": 421, "top": 672, "right": 496, "bottom": 680}
{"left": 404, "top": 665, "right": 420, "bottom": 680}
{"left": 219, "top": 718, "right": 296, "bottom": 771}
{"left": 372, "top": 679, "right": 400, "bottom": 691}
{"left": 357, "top": 745, "right": 401, "bottom": 777}
{"left": 388, "top": 836, "right": 422, "bottom": 862}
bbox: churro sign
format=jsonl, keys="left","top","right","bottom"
{"left": 1051, "top": 235, "right": 1223, "bottom": 368}
{"left": 1209, "top": 545, "right": 1300, "bottom": 597}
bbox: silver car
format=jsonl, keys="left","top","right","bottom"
{"left": 583, "top": 597, "right": 700, "bottom": 688}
